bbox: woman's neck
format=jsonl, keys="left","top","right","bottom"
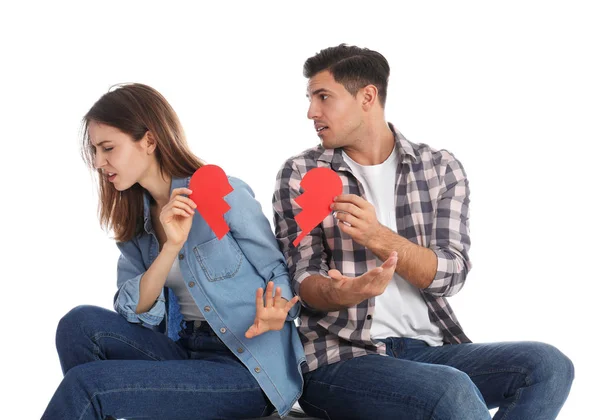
{"left": 139, "top": 164, "right": 172, "bottom": 209}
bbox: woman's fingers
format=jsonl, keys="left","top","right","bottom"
{"left": 274, "top": 285, "right": 282, "bottom": 301}
{"left": 168, "top": 208, "right": 191, "bottom": 218}
{"left": 245, "top": 324, "right": 259, "bottom": 339}
{"left": 171, "top": 187, "right": 192, "bottom": 199}
{"left": 264, "top": 282, "right": 274, "bottom": 308}
{"left": 172, "top": 195, "right": 197, "bottom": 211}
{"left": 254, "top": 287, "right": 264, "bottom": 312}
{"left": 163, "top": 199, "right": 195, "bottom": 216}
{"left": 164, "top": 189, "right": 196, "bottom": 216}
{"left": 170, "top": 200, "right": 195, "bottom": 216}
{"left": 285, "top": 295, "right": 300, "bottom": 311}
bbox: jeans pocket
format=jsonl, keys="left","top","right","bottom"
{"left": 193, "top": 235, "right": 243, "bottom": 281}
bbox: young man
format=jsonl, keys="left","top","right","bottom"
{"left": 273, "top": 44, "right": 574, "bottom": 419}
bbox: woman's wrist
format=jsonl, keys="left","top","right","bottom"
{"left": 162, "top": 241, "right": 183, "bottom": 255}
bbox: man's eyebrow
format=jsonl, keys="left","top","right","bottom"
{"left": 306, "top": 88, "right": 330, "bottom": 98}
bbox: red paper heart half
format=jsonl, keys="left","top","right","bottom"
{"left": 293, "top": 167, "right": 342, "bottom": 247}
{"left": 189, "top": 165, "right": 234, "bottom": 239}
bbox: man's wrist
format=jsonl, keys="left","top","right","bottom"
{"left": 367, "top": 223, "right": 389, "bottom": 253}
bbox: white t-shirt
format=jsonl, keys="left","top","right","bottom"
{"left": 342, "top": 148, "right": 443, "bottom": 346}
{"left": 164, "top": 258, "right": 205, "bottom": 321}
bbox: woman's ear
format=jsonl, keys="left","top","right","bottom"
{"left": 144, "top": 131, "right": 157, "bottom": 154}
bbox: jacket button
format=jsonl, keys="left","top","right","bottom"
{"left": 254, "top": 367, "right": 261, "bottom": 373}
{"left": 220, "top": 327, "right": 227, "bottom": 334}
{"left": 237, "top": 347, "right": 244, "bottom": 353}
{"left": 367, "top": 315, "right": 372, "bottom": 320}
{"left": 204, "top": 306, "right": 211, "bottom": 312}
{"left": 179, "top": 253, "right": 184, "bottom": 260}
{"left": 188, "top": 281, "right": 195, "bottom": 287}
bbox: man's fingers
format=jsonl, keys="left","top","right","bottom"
{"left": 382, "top": 251, "right": 398, "bottom": 269}
{"left": 353, "top": 266, "right": 383, "bottom": 288}
{"left": 337, "top": 220, "right": 359, "bottom": 236}
{"left": 334, "top": 194, "right": 366, "bottom": 208}
{"left": 331, "top": 202, "right": 362, "bottom": 217}
{"left": 328, "top": 269, "right": 347, "bottom": 282}
{"left": 334, "top": 211, "right": 361, "bottom": 227}
{"left": 371, "top": 252, "right": 398, "bottom": 289}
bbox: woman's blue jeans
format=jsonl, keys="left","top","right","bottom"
{"left": 42, "top": 305, "right": 274, "bottom": 419}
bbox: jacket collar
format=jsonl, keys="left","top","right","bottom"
{"left": 142, "top": 176, "right": 191, "bottom": 234}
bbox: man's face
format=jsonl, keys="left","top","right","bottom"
{"left": 306, "top": 70, "right": 364, "bottom": 149}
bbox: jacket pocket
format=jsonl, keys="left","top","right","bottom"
{"left": 193, "top": 235, "right": 243, "bottom": 282}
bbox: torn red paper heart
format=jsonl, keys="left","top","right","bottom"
{"left": 293, "top": 167, "right": 342, "bottom": 246}
{"left": 189, "top": 165, "right": 233, "bottom": 239}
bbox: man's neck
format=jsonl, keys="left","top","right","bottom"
{"left": 342, "top": 121, "right": 395, "bottom": 166}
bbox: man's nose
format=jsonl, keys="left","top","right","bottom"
{"left": 307, "top": 101, "right": 320, "bottom": 120}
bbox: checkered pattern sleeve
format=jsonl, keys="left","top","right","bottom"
{"left": 425, "top": 151, "right": 472, "bottom": 297}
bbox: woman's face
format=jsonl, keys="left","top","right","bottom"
{"left": 88, "top": 121, "right": 155, "bottom": 191}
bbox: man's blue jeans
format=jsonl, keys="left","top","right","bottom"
{"left": 299, "top": 337, "right": 574, "bottom": 420}
{"left": 42, "top": 305, "right": 274, "bottom": 419}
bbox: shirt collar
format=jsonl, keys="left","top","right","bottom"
{"left": 316, "top": 122, "right": 419, "bottom": 170}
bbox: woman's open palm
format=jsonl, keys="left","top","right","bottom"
{"left": 245, "top": 282, "right": 300, "bottom": 339}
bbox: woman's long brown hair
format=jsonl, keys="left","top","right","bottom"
{"left": 81, "top": 83, "right": 204, "bottom": 242}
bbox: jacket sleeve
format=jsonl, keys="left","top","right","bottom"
{"left": 114, "top": 239, "right": 166, "bottom": 326}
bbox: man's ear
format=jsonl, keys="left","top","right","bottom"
{"left": 360, "top": 84, "right": 379, "bottom": 111}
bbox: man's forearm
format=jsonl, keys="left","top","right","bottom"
{"left": 299, "top": 274, "right": 347, "bottom": 312}
{"left": 368, "top": 225, "right": 437, "bottom": 289}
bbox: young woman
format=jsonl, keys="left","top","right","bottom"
{"left": 42, "top": 83, "right": 305, "bottom": 419}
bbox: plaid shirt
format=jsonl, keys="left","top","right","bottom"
{"left": 273, "top": 124, "right": 472, "bottom": 372}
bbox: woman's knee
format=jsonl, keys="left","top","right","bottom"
{"left": 57, "top": 305, "right": 98, "bottom": 338}
{"left": 56, "top": 305, "right": 115, "bottom": 352}
{"left": 61, "top": 362, "right": 103, "bottom": 393}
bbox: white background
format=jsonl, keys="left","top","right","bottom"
{"left": 1, "top": 1, "right": 598, "bottom": 418}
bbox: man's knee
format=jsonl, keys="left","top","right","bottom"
{"left": 527, "top": 342, "right": 574, "bottom": 396}
{"left": 433, "top": 367, "right": 490, "bottom": 420}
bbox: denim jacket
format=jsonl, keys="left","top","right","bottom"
{"left": 113, "top": 176, "right": 306, "bottom": 416}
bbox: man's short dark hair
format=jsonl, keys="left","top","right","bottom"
{"left": 304, "top": 44, "right": 390, "bottom": 107}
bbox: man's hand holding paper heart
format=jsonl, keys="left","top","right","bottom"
{"left": 292, "top": 167, "right": 398, "bottom": 308}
